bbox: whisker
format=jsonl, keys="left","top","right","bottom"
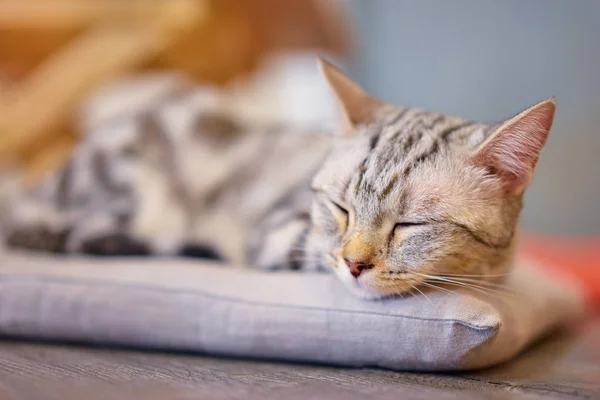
{"left": 435, "top": 272, "right": 512, "bottom": 278}
{"left": 428, "top": 280, "right": 518, "bottom": 300}
{"left": 412, "top": 286, "right": 433, "bottom": 305}
{"left": 415, "top": 273, "right": 521, "bottom": 299}
{"left": 420, "top": 282, "right": 468, "bottom": 299}
{"left": 435, "top": 276, "right": 518, "bottom": 291}
{"left": 417, "top": 273, "right": 507, "bottom": 290}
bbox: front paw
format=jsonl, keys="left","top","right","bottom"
{"left": 178, "top": 243, "right": 223, "bottom": 261}
{"left": 6, "top": 226, "right": 68, "bottom": 253}
{"left": 80, "top": 234, "right": 151, "bottom": 256}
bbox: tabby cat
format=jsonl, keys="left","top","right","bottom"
{"left": 3, "top": 59, "right": 556, "bottom": 299}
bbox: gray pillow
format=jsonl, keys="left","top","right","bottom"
{"left": 0, "top": 249, "right": 583, "bottom": 371}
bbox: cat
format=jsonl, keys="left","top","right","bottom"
{"left": 3, "top": 59, "right": 556, "bottom": 299}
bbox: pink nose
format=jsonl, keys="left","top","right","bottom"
{"left": 344, "top": 258, "right": 374, "bottom": 278}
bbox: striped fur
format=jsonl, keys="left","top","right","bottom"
{"left": 5, "top": 84, "right": 330, "bottom": 271}
{"left": 3, "top": 62, "right": 556, "bottom": 298}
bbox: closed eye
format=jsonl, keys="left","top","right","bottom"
{"left": 395, "top": 222, "right": 426, "bottom": 230}
{"left": 328, "top": 200, "right": 350, "bottom": 233}
{"left": 331, "top": 201, "right": 349, "bottom": 216}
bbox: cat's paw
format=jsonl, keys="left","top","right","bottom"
{"left": 6, "top": 226, "right": 68, "bottom": 253}
{"left": 178, "top": 243, "right": 223, "bottom": 261}
{"left": 80, "top": 234, "right": 151, "bottom": 256}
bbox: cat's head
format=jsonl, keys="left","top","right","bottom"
{"left": 304, "top": 59, "right": 556, "bottom": 299}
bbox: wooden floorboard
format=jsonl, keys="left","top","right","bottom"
{"left": 0, "top": 318, "right": 598, "bottom": 399}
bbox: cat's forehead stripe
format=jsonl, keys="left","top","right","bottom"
{"left": 386, "top": 110, "right": 427, "bottom": 143}
{"left": 348, "top": 107, "right": 488, "bottom": 214}
{"left": 439, "top": 121, "right": 475, "bottom": 142}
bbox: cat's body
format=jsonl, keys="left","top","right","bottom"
{"left": 6, "top": 90, "right": 332, "bottom": 271}
{"left": 3, "top": 60, "right": 556, "bottom": 298}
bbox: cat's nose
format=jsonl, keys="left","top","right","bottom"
{"left": 344, "top": 258, "right": 374, "bottom": 278}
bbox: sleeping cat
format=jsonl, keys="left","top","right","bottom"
{"left": 3, "top": 59, "right": 556, "bottom": 299}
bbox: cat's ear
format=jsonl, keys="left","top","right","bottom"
{"left": 318, "top": 57, "right": 383, "bottom": 133}
{"left": 472, "top": 98, "right": 556, "bottom": 195}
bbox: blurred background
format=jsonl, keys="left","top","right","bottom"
{"left": 0, "top": 0, "right": 598, "bottom": 236}
{"left": 346, "top": 0, "right": 600, "bottom": 236}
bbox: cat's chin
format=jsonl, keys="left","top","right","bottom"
{"left": 347, "top": 287, "right": 389, "bottom": 300}
{"left": 342, "top": 283, "right": 410, "bottom": 300}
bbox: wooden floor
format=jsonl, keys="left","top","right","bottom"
{"left": 0, "top": 318, "right": 598, "bottom": 400}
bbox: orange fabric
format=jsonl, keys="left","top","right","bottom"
{"left": 519, "top": 235, "right": 600, "bottom": 307}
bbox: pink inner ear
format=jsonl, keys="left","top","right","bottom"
{"left": 473, "top": 100, "right": 556, "bottom": 193}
